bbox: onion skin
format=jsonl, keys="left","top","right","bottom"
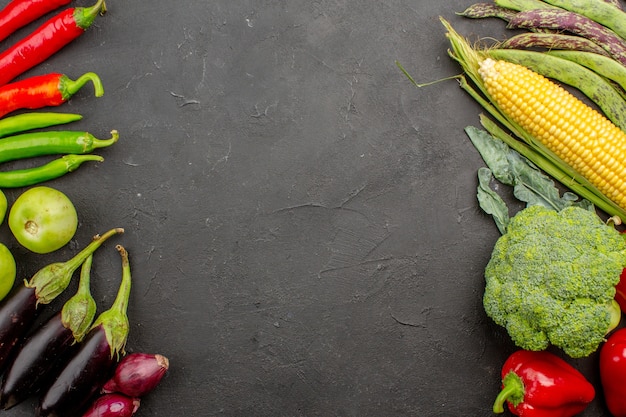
{"left": 103, "top": 353, "right": 169, "bottom": 397}
{"left": 82, "top": 393, "right": 139, "bottom": 417}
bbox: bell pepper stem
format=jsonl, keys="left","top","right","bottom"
{"left": 493, "top": 371, "right": 525, "bottom": 414}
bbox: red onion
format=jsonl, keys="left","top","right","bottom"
{"left": 103, "top": 353, "right": 169, "bottom": 397}
{"left": 82, "top": 393, "right": 139, "bottom": 417}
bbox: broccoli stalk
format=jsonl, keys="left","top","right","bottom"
{"left": 483, "top": 205, "right": 626, "bottom": 358}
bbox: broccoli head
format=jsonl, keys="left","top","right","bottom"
{"left": 483, "top": 205, "right": 625, "bottom": 358}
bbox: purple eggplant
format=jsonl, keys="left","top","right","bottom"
{"left": 103, "top": 352, "right": 169, "bottom": 397}
{"left": 0, "top": 254, "right": 98, "bottom": 409}
{"left": 0, "top": 228, "right": 123, "bottom": 374}
{"left": 82, "top": 393, "right": 140, "bottom": 417}
{"left": 37, "top": 245, "right": 133, "bottom": 417}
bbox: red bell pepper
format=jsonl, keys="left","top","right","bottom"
{"left": 493, "top": 350, "right": 594, "bottom": 417}
{"left": 600, "top": 327, "right": 626, "bottom": 416}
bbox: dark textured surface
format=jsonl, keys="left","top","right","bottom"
{"left": 0, "top": 0, "right": 612, "bottom": 416}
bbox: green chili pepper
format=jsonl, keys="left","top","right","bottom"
{"left": 0, "top": 154, "right": 104, "bottom": 188}
{"left": 0, "top": 113, "right": 82, "bottom": 138}
{"left": 0, "top": 129, "right": 118, "bottom": 164}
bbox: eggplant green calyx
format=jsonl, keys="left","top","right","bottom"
{"left": 90, "top": 245, "right": 131, "bottom": 360}
{"left": 26, "top": 228, "right": 124, "bottom": 305}
{"left": 61, "top": 254, "right": 97, "bottom": 343}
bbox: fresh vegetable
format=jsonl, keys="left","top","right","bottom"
{"left": 464, "top": 125, "right": 593, "bottom": 234}
{"left": 477, "top": 54, "right": 626, "bottom": 205}
{"left": 0, "top": 0, "right": 72, "bottom": 43}
{"left": 38, "top": 245, "right": 132, "bottom": 417}
{"left": 0, "top": 243, "right": 16, "bottom": 302}
{"left": 493, "top": 350, "right": 595, "bottom": 416}
{"left": 544, "top": 49, "right": 626, "bottom": 91}
{"left": 9, "top": 186, "right": 78, "bottom": 254}
{"left": 486, "top": 48, "right": 626, "bottom": 131}
{"left": 506, "top": 9, "right": 626, "bottom": 65}
{"left": 0, "top": 154, "right": 104, "bottom": 188}
{"left": 440, "top": 18, "right": 626, "bottom": 221}
{"left": 0, "top": 72, "right": 104, "bottom": 118}
{"left": 540, "top": 0, "right": 626, "bottom": 40}
{"left": 0, "top": 0, "right": 106, "bottom": 87}
{"left": 495, "top": 0, "right": 558, "bottom": 12}
{"left": 483, "top": 205, "right": 623, "bottom": 357}
{"left": 600, "top": 327, "right": 626, "bottom": 417}
{"left": 103, "top": 353, "right": 169, "bottom": 397}
{"left": 499, "top": 32, "right": 611, "bottom": 57}
{"left": 0, "top": 228, "right": 122, "bottom": 373}
{"left": 0, "top": 188, "right": 7, "bottom": 223}
{"left": 458, "top": 3, "right": 517, "bottom": 21}
{"left": 0, "top": 254, "right": 97, "bottom": 410}
{"left": 0, "top": 129, "right": 118, "bottom": 164}
{"left": 82, "top": 393, "right": 140, "bottom": 417}
{"left": 0, "top": 112, "right": 82, "bottom": 138}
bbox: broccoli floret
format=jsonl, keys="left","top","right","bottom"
{"left": 483, "top": 205, "right": 625, "bottom": 358}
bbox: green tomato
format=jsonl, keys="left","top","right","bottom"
{"left": 0, "top": 243, "right": 15, "bottom": 301}
{"left": 0, "top": 189, "right": 7, "bottom": 224}
{"left": 9, "top": 186, "right": 78, "bottom": 254}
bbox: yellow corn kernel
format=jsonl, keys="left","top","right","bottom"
{"left": 478, "top": 58, "right": 626, "bottom": 210}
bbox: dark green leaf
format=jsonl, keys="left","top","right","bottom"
{"left": 477, "top": 167, "right": 509, "bottom": 234}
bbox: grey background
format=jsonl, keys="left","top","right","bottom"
{"left": 0, "top": 0, "right": 612, "bottom": 416}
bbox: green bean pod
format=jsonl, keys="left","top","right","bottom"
{"left": 0, "top": 113, "right": 82, "bottom": 138}
{"left": 0, "top": 129, "right": 118, "bottom": 164}
{"left": 541, "top": 0, "right": 626, "bottom": 40}
{"left": 545, "top": 49, "right": 626, "bottom": 91}
{"left": 457, "top": 3, "right": 517, "bottom": 21}
{"left": 507, "top": 9, "right": 626, "bottom": 65}
{"left": 603, "top": 0, "right": 623, "bottom": 11}
{"left": 488, "top": 48, "right": 626, "bottom": 131}
{"left": 494, "top": 0, "right": 559, "bottom": 12}
{"left": 0, "top": 154, "right": 104, "bottom": 188}
{"left": 500, "top": 32, "right": 611, "bottom": 57}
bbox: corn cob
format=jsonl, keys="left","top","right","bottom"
{"left": 478, "top": 57, "right": 626, "bottom": 210}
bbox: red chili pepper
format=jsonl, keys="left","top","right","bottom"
{"left": 493, "top": 350, "right": 594, "bottom": 417}
{"left": 600, "top": 328, "right": 626, "bottom": 416}
{"left": 0, "top": 71, "right": 103, "bottom": 118}
{"left": 0, "top": 0, "right": 105, "bottom": 87}
{"left": 0, "top": 0, "right": 72, "bottom": 43}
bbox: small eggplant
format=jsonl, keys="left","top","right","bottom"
{"left": 38, "top": 245, "right": 133, "bottom": 417}
{"left": 103, "top": 352, "right": 169, "bottom": 397}
{"left": 0, "top": 254, "right": 98, "bottom": 409}
{"left": 82, "top": 393, "right": 140, "bottom": 417}
{"left": 0, "top": 228, "right": 123, "bottom": 374}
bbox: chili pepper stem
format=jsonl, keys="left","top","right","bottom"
{"left": 75, "top": 0, "right": 107, "bottom": 30}
{"left": 63, "top": 72, "right": 104, "bottom": 99}
{"left": 93, "top": 130, "right": 119, "bottom": 149}
{"left": 493, "top": 371, "right": 525, "bottom": 414}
